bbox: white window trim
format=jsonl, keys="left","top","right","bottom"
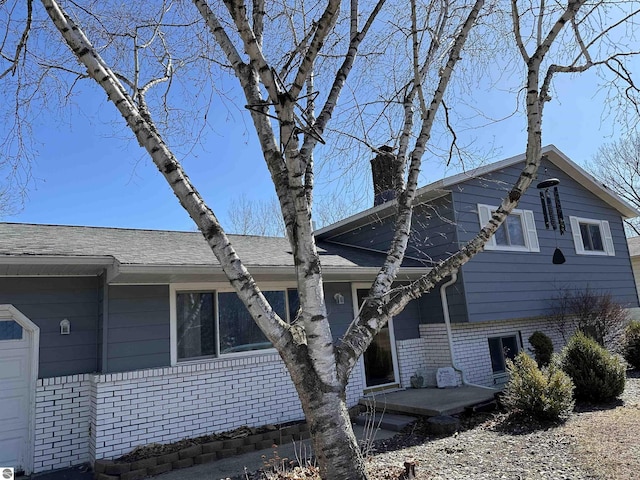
{"left": 477, "top": 204, "right": 540, "bottom": 253}
{"left": 170, "top": 282, "right": 296, "bottom": 365}
{"left": 569, "top": 216, "right": 615, "bottom": 256}
{"left": 351, "top": 283, "right": 401, "bottom": 390}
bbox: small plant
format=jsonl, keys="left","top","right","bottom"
{"left": 502, "top": 352, "right": 574, "bottom": 421}
{"left": 550, "top": 287, "right": 629, "bottom": 350}
{"left": 359, "top": 394, "right": 385, "bottom": 458}
{"left": 560, "top": 332, "right": 626, "bottom": 403}
{"left": 261, "top": 445, "right": 320, "bottom": 480}
{"left": 623, "top": 320, "right": 640, "bottom": 370}
{"left": 528, "top": 331, "right": 554, "bottom": 367}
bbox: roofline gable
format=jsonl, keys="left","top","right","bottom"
{"left": 316, "top": 145, "right": 639, "bottom": 239}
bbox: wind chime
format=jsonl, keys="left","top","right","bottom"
{"left": 536, "top": 172, "right": 566, "bottom": 264}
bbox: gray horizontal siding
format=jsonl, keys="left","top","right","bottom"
{"left": 393, "top": 292, "right": 421, "bottom": 340}
{"left": 97, "top": 275, "right": 104, "bottom": 372}
{"left": 324, "top": 282, "right": 355, "bottom": 340}
{"left": 325, "top": 196, "right": 457, "bottom": 265}
{"left": 405, "top": 197, "right": 459, "bottom": 263}
{"left": 106, "top": 285, "right": 170, "bottom": 373}
{"left": 0, "top": 277, "right": 100, "bottom": 378}
{"left": 454, "top": 158, "right": 639, "bottom": 323}
{"left": 324, "top": 195, "right": 468, "bottom": 324}
{"left": 325, "top": 282, "right": 420, "bottom": 342}
{"left": 419, "top": 275, "right": 468, "bottom": 324}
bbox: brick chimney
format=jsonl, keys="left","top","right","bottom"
{"left": 371, "top": 146, "right": 399, "bottom": 206}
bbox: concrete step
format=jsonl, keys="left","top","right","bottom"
{"left": 353, "top": 412, "right": 417, "bottom": 432}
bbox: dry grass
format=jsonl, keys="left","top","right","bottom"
{"left": 560, "top": 371, "right": 640, "bottom": 480}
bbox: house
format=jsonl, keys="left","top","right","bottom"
{"left": 0, "top": 145, "right": 638, "bottom": 474}
{"left": 626, "top": 236, "right": 640, "bottom": 319}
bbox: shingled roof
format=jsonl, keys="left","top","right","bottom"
{"left": 0, "top": 223, "right": 425, "bottom": 282}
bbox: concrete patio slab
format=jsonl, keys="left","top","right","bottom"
{"left": 360, "top": 385, "right": 499, "bottom": 416}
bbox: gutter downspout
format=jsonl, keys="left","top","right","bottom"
{"left": 440, "top": 270, "right": 494, "bottom": 390}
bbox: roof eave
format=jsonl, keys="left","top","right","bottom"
{"left": 0, "top": 254, "right": 116, "bottom": 277}
{"left": 108, "top": 264, "right": 429, "bottom": 284}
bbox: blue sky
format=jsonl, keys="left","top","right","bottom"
{"left": 3, "top": 51, "right": 637, "bottom": 233}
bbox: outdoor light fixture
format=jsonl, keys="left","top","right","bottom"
{"left": 334, "top": 293, "right": 345, "bottom": 305}
{"left": 60, "top": 318, "right": 70, "bottom": 335}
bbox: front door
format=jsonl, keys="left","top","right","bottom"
{"left": 0, "top": 306, "right": 38, "bottom": 475}
{"left": 355, "top": 289, "right": 399, "bottom": 389}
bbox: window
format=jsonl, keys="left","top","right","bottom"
{"left": 0, "top": 320, "right": 22, "bottom": 340}
{"left": 173, "top": 287, "right": 295, "bottom": 361}
{"left": 569, "top": 216, "right": 615, "bottom": 256}
{"left": 218, "top": 290, "right": 286, "bottom": 354}
{"left": 176, "top": 292, "right": 216, "bottom": 360}
{"left": 488, "top": 334, "right": 520, "bottom": 374}
{"left": 477, "top": 204, "right": 540, "bottom": 252}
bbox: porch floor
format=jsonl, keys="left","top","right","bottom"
{"left": 360, "top": 385, "right": 499, "bottom": 416}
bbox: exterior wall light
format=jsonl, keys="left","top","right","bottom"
{"left": 60, "top": 318, "right": 70, "bottom": 335}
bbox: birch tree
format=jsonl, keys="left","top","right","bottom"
{"left": 2, "top": 0, "right": 640, "bottom": 477}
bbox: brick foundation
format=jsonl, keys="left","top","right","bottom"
{"left": 419, "top": 317, "right": 570, "bottom": 387}
{"left": 33, "top": 354, "right": 364, "bottom": 472}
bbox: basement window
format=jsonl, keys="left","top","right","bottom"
{"left": 488, "top": 334, "right": 520, "bottom": 374}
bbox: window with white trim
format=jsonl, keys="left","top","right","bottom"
{"left": 175, "top": 288, "right": 296, "bottom": 360}
{"left": 477, "top": 204, "right": 540, "bottom": 252}
{"left": 569, "top": 216, "right": 615, "bottom": 256}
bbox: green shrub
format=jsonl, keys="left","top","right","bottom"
{"left": 502, "top": 352, "right": 574, "bottom": 421}
{"left": 560, "top": 332, "right": 626, "bottom": 403}
{"left": 528, "top": 331, "right": 554, "bottom": 367}
{"left": 623, "top": 320, "right": 640, "bottom": 370}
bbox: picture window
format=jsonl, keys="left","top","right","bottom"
{"left": 175, "top": 288, "right": 296, "bottom": 361}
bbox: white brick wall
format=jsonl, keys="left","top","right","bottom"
{"left": 395, "top": 338, "right": 428, "bottom": 387}
{"left": 420, "top": 317, "right": 569, "bottom": 387}
{"left": 34, "top": 375, "right": 92, "bottom": 472}
{"left": 33, "top": 354, "right": 364, "bottom": 470}
{"left": 32, "top": 316, "right": 570, "bottom": 471}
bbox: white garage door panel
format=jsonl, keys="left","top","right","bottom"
{"left": 0, "top": 435, "right": 23, "bottom": 465}
{"left": 0, "top": 394, "right": 28, "bottom": 427}
{"left": 0, "top": 356, "right": 28, "bottom": 381}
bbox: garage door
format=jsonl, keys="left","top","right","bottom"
{"left": 0, "top": 312, "right": 35, "bottom": 474}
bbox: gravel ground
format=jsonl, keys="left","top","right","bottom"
{"left": 251, "top": 370, "right": 639, "bottom": 480}
{"left": 362, "top": 370, "right": 639, "bottom": 480}
{"left": 363, "top": 417, "right": 595, "bottom": 479}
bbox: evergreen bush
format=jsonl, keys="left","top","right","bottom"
{"left": 560, "top": 332, "right": 626, "bottom": 403}
{"left": 623, "top": 320, "right": 640, "bottom": 370}
{"left": 528, "top": 331, "right": 554, "bottom": 367}
{"left": 502, "top": 352, "right": 574, "bottom": 421}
